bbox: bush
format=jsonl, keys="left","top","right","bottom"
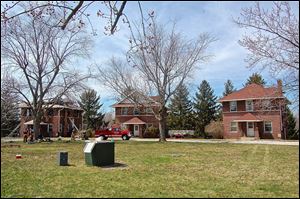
{"left": 205, "top": 120, "right": 223, "bottom": 139}
{"left": 144, "top": 126, "right": 159, "bottom": 138}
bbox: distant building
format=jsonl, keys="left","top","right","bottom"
{"left": 19, "top": 100, "right": 83, "bottom": 138}
{"left": 111, "top": 94, "right": 160, "bottom": 137}
{"left": 219, "top": 80, "right": 287, "bottom": 139}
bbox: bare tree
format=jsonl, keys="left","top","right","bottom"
{"left": 1, "top": 72, "right": 20, "bottom": 136}
{"left": 1, "top": 1, "right": 127, "bottom": 35}
{"left": 1, "top": 10, "right": 92, "bottom": 138}
{"left": 234, "top": 1, "right": 299, "bottom": 108}
{"left": 98, "top": 17, "right": 215, "bottom": 141}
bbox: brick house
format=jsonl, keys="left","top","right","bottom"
{"left": 112, "top": 95, "right": 160, "bottom": 137}
{"left": 19, "top": 101, "right": 83, "bottom": 138}
{"left": 219, "top": 81, "right": 287, "bottom": 139}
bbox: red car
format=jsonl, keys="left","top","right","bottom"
{"left": 95, "top": 127, "right": 132, "bottom": 140}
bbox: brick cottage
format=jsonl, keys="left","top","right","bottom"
{"left": 112, "top": 94, "right": 160, "bottom": 137}
{"left": 219, "top": 81, "right": 287, "bottom": 139}
{"left": 19, "top": 100, "right": 83, "bottom": 138}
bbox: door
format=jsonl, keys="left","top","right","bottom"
{"left": 247, "top": 122, "right": 254, "bottom": 137}
{"left": 134, "top": 125, "right": 139, "bottom": 136}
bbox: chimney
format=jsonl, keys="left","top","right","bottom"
{"left": 277, "top": 79, "right": 283, "bottom": 95}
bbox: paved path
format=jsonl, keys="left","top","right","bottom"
{"left": 2, "top": 137, "right": 298, "bottom": 146}
{"left": 130, "top": 138, "right": 299, "bottom": 146}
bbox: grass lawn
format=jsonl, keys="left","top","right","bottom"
{"left": 1, "top": 140, "right": 299, "bottom": 198}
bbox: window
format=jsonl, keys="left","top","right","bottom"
{"left": 230, "top": 101, "right": 237, "bottom": 112}
{"left": 133, "top": 107, "right": 140, "bottom": 115}
{"left": 230, "top": 122, "right": 238, "bottom": 132}
{"left": 264, "top": 121, "right": 272, "bottom": 133}
{"left": 60, "top": 124, "right": 63, "bottom": 134}
{"left": 25, "top": 109, "right": 32, "bottom": 116}
{"left": 121, "top": 107, "right": 128, "bottom": 115}
{"left": 49, "top": 124, "right": 53, "bottom": 132}
{"left": 47, "top": 109, "right": 54, "bottom": 116}
{"left": 145, "top": 107, "right": 152, "bottom": 114}
{"left": 262, "top": 100, "right": 271, "bottom": 108}
{"left": 146, "top": 123, "right": 153, "bottom": 128}
{"left": 246, "top": 100, "right": 253, "bottom": 111}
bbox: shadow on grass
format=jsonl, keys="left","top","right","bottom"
{"left": 59, "top": 163, "right": 76, "bottom": 167}
{"left": 99, "top": 162, "right": 128, "bottom": 169}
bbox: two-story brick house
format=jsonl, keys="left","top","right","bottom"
{"left": 219, "top": 81, "right": 287, "bottom": 139}
{"left": 112, "top": 95, "right": 160, "bottom": 137}
{"left": 19, "top": 100, "right": 83, "bottom": 138}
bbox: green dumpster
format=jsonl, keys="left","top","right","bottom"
{"left": 83, "top": 141, "right": 115, "bottom": 166}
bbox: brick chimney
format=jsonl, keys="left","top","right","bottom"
{"left": 277, "top": 79, "right": 283, "bottom": 95}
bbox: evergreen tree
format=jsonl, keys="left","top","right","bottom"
{"left": 286, "top": 107, "right": 299, "bottom": 139}
{"left": 193, "top": 80, "right": 219, "bottom": 137}
{"left": 244, "top": 72, "right": 266, "bottom": 86}
{"left": 79, "top": 89, "right": 105, "bottom": 130}
{"left": 167, "top": 84, "right": 194, "bottom": 130}
{"left": 223, "top": 79, "right": 236, "bottom": 96}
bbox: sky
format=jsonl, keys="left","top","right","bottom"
{"left": 6, "top": 1, "right": 297, "bottom": 113}
{"left": 78, "top": 1, "right": 292, "bottom": 113}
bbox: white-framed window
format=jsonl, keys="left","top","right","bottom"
{"left": 121, "top": 107, "right": 128, "bottom": 115}
{"left": 262, "top": 100, "right": 271, "bottom": 108}
{"left": 246, "top": 100, "right": 253, "bottom": 111}
{"left": 264, "top": 121, "right": 272, "bottom": 133}
{"left": 230, "top": 101, "right": 237, "bottom": 112}
{"left": 230, "top": 122, "right": 238, "bottom": 132}
{"left": 25, "top": 109, "right": 32, "bottom": 116}
{"left": 145, "top": 107, "right": 152, "bottom": 114}
{"left": 133, "top": 107, "right": 140, "bottom": 115}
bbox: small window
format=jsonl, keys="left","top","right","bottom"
{"left": 145, "top": 107, "right": 152, "bottom": 114}
{"left": 230, "top": 101, "right": 237, "bottom": 112}
{"left": 230, "top": 122, "right": 238, "bottom": 132}
{"left": 121, "top": 107, "right": 128, "bottom": 115}
{"left": 264, "top": 121, "right": 272, "bottom": 133}
{"left": 48, "top": 124, "right": 53, "bottom": 133}
{"left": 133, "top": 108, "right": 140, "bottom": 115}
{"left": 25, "top": 109, "right": 33, "bottom": 116}
{"left": 246, "top": 100, "right": 253, "bottom": 111}
{"left": 146, "top": 123, "right": 153, "bottom": 128}
{"left": 47, "top": 109, "right": 54, "bottom": 116}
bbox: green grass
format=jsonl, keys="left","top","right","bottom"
{"left": 1, "top": 141, "right": 299, "bottom": 198}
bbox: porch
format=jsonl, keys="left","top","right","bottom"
{"left": 123, "top": 117, "right": 146, "bottom": 138}
{"left": 233, "top": 113, "right": 263, "bottom": 139}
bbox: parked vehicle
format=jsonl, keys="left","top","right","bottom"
{"left": 95, "top": 128, "right": 132, "bottom": 140}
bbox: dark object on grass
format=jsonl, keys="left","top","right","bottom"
{"left": 84, "top": 142, "right": 114, "bottom": 167}
{"left": 58, "top": 151, "right": 68, "bottom": 166}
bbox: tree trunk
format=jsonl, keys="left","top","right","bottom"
{"left": 158, "top": 106, "right": 167, "bottom": 142}
{"left": 33, "top": 113, "right": 42, "bottom": 139}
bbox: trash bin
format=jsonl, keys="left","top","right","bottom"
{"left": 83, "top": 141, "right": 114, "bottom": 166}
{"left": 58, "top": 151, "right": 68, "bottom": 166}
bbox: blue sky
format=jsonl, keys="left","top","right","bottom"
{"left": 74, "top": 1, "right": 298, "bottom": 112}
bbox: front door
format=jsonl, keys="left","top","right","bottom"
{"left": 247, "top": 122, "right": 254, "bottom": 137}
{"left": 134, "top": 125, "right": 139, "bottom": 136}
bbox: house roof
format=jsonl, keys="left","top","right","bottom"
{"left": 123, "top": 117, "right": 146, "bottom": 125}
{"left": 232, "top": 113, "right": 262, "bottom": 122}
{"left": 111, "top": 93, "right": 160, "bottom": 108}
{"left": 19, "top": 103, "right": 83, "bottom": 110}
{"left": 219, "top": 83, "right": 283, "bottom": 102}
